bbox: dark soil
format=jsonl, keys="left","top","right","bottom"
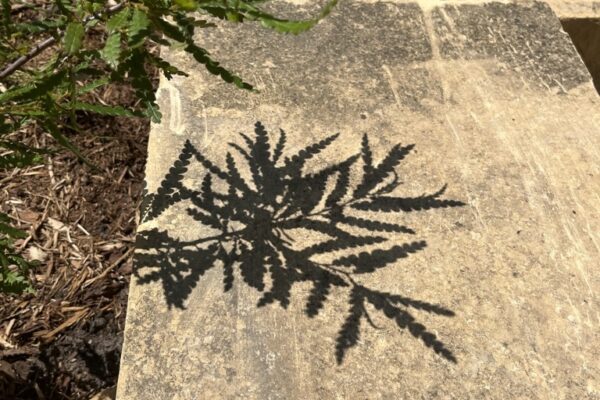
{"left": 1, "top": 308, "right": 125, "bottom": 399}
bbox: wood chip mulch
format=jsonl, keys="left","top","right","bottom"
{"left": 0, "top": 82, "right": 151, "bottom": 399}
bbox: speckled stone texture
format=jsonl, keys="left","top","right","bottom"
{"left": 117, "top": 1, "right": 600, "bottom": 399}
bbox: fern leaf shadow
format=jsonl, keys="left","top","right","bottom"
{"left": 135, "top": 122, "right": 465, "bottom": 364}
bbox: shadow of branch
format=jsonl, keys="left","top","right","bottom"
{"left": 134, "top": 122, "right": 465, "bottom": 364}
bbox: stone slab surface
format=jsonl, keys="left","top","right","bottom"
{"left": 117, "top": 1, "right": 600, "bottom": 399}
{"left": 538, "top": 0, "right": 600, "bottom": 18}
{"left": 428, "top": 0, "right": 600, "bottom": 18}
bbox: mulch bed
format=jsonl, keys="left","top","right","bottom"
{"left": 0, "top": 82, "right": 152, "bottom": 398}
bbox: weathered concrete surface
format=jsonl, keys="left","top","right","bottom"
{"left": 545, "top": 0, "right": 600, "bottom": 18}
{"left": 117, "top": 1, "right": 600, "bottom": 399}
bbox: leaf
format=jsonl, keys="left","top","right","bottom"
{"left": 77, "top": 77, "right": 110, "bottom": 94}
{"left": 226, "top": 10, "right": 244, "bottom": 22}
{"left": 184, "top": 43, "right": 253, "bottom": 90}
{"left": 152, "top": 17, "right": 186, "bottom": 42}
{"left": 0, "top": 84, "right": 35, "bottom": 104}
{"left": 231, "top": 0, "right": 338, "bottom": 35}
{"left": 106, "top": 7, "right": 131, "bottom": 33}
{"left": 147, "top": 54, "right": 188, "bottom": 79}
{"left": 127, "top": 8, "right": 150, "bottom": 47}
{"left": 125, "top": 48, "right": 156, "bottom": 110}
{"left": 0, "top": 140, "right": 46, "bottom": 168}
{"left": 101, "top": 32, "right": 122, "bottom": 69}
{"left": 14, "top": 17, "right": 67, "bottom": 33}
{"left": 143, "top": 100, "right": 162, "bottom": 123}
{"left": 1, "top": 0, "right": 11, "bottom": 29}
{"left": 63, "top": 22, "right": 84, "bottom": 54}
{"left": 54, "top": 0, "right": 74, "bottom": 16}
{"left": 175, "top": 0, "right": 198, "bottom": 11}
{"left": 0, "top": 212, "right": 33, "bottom": 294}
{"left": 70, "top": 101, "right": 136, "bottom": 117}
{"left": 200, "top": 6, "right": 229, "bottom": 20}
{"left": 0, "top": 267, "right": 33, "bottom": 294}
{"left": 0, "top": 153, "right": 43, "bottom": 169}
{"left": 0, "top": 222, "right": 27, "bottom": 239}
{"left": 0, "top": 70, "right": 67, "bottom": 104}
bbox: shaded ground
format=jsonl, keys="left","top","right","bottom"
{"left": 0, "top": 76, "right": 152, "bottom": 399}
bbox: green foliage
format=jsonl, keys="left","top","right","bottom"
{"left": 63, "top": 22, "right": 85, "bottom": 54}
{"left": 0, "top": 213, "right": 34, "bottom": 294}
{"left": 0, "top": 0, "right": 337, "bottom": 293}
{"left": 1, "top": 0, "right": 337, "bottom": 132}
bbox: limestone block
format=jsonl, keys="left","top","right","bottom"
{"left": 117, "top": 1, "right": 600, "bottom": 399}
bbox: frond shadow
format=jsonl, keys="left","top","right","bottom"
{"left": 135, "top": 122, "right": 465, "bottom": 364}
